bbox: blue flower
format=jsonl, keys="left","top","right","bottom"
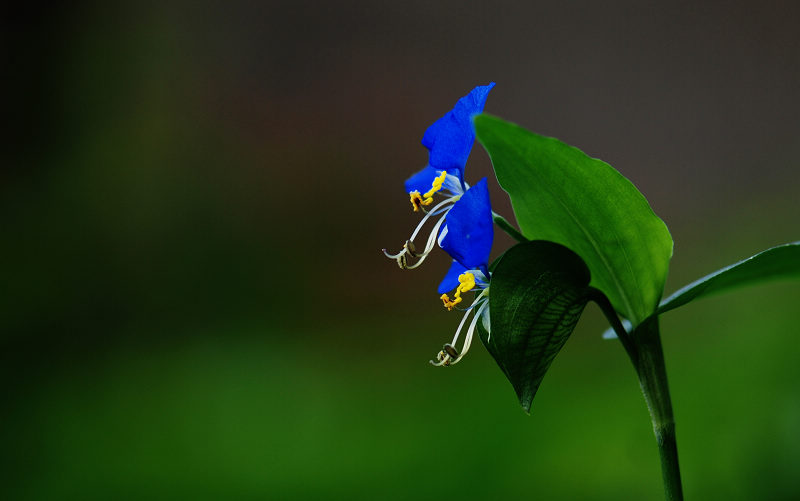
{"left": 407, "top": 82, "right": 496, "bottom": 197}
{"left": 438, "top": 178, "right": 494, "bottom": 280}
{"left": 430, "top": 178, "right": 494, "bottom": 367}
{"left": 384, "top": 82, "right": 495, "bottom": 269}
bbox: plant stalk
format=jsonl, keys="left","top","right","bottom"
{"left": 492, "top": 212, "right": 527, "bottom": 243}
{"left": 629, "top": 316, "right": 683, "bottom": 501}
{"left": 590, "top": 292, "right": 683, "bottom": 500}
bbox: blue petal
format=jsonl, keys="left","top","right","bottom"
{"left": 438, "top": 261, "right": 469, "bottom": 294}
{"left": 404, "top": 165, "right": 457, "bottom": 194}
{"left": 421, "top": 83, "right": 495, "bottom": 179}
{"left": 439, "top": 178, "right": 494, "bottom": 270}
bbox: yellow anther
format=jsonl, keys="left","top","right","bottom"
{"left": 409, "top": 191, "right": 426, "bottom": 212}
{"left": 457, "top": 272, "right": 476, "bottom": 292}
{"left": 441, "top": 293, "right": 461, "bottom": 310}
{"left": 423, "top": 171, "right": 448, "bottom": 199}
{"left": 440, "top": 272, "right": 476, "bottom": 311}
{"left": 409, "top": 171, "right": 448, "bottom": 212}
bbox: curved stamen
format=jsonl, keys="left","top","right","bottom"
{"left": 382, "top": 195, "right": 459, "bottom": 268}
{"left": 403, "top": 212, "right": 447, "bottom": 269}
{"left": 429, "top": 350, "right": 450, "bottom": 367}
{"left": 409, "top": 196, "right": 458, "bottom": 242}
{"left": 429, "top": 288, "right": 490, "bottom": 367}
{"left": 449, "top": 299, "right": 489, "bottom": 365}
{"left": 382, "top": 246, "right": 406, "bottom": 260}
{"left": 429, "top": 301, "right": 474, "bottom": 366}
{"left": 448, "top": 290, "right": 488, "bottom": 347}
{"left": 443, "top": 343, "right": 460, "bottom": 359}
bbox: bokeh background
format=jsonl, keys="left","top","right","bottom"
{"left": 4, "top": 1, "right": 800, "bottom": 499}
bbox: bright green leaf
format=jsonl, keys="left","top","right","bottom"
{"left": 479, "top": 240, "right": 591, "bottom": 413}
{"left": 474, "top": 114, "right": 672, "bottom": 326}
{"left": 657, "top": 241, "right": 800, "bottom": 315}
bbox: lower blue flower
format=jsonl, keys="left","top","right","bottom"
{"left": 430, "top": 179, "right": 494, "bottom": 367}
{"left": 439, "top": 178, "right": 493, "bottom": 276}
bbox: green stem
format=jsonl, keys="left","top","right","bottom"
{"left": 587, "top": 287, "right": 636, "bottom": 360}
{"left": 589, "top": 289, "right": 682, "bottom": 500}
{"left": 630, "top": 316, "right": 683, "bottom": 501}
{"left": 492, "top": 212, "right": 527, "bottom": 243}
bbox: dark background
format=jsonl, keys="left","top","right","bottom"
{"left": 4, "top": 2, "right": 799, "bottom": 499}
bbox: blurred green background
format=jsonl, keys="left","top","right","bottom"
{"left": 4, "top": 2, "right": 799, "bottom": 499}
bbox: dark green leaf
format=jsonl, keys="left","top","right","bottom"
{"left": 479, "top": 240, "right": 592, "bottom": 413}
{"left": 474, "top": 114, "right": 672, "bottom": 326}
{"left": 657, "top": 241, "right": 800, "bottom": 315}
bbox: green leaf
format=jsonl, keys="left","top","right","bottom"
{"left": 479, "top": 240, "right": 592, "bottom": 413}
{"left": 474, "top": 114, "right": 672, "bottom": 326}
{"left": 657, "top": 241, "right": 800, "bottom": 315}
{"left": 602, "top": 241, "right": 800, "bottom": 339}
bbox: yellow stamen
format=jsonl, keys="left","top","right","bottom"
{"left": 440, "top": 272, "right": 476, "bottom": 311}
{"left": 409, "top": 191, "right": 425, "bottom": 212}
{"left": 408, "top": 171, "right": 448, "bottom": 212}
{"left": 440, "top": 293, "right": 460, "bottom": 310}
{"left": 423, "top": 171, "right": 448, "bottom": 199}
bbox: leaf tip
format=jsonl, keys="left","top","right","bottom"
{"left": 517, "top": 385, "right": 537, "bottom": 414}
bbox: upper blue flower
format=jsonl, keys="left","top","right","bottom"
{"left": 405, "top": 83, "right": 496, "bottom": 199}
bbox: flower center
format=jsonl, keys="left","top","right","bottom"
{"left": 408, "top": 171, "right": 448, "bottom": 212}
{"left": 440, "top": 272, "right": 476, "bottom": 310}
